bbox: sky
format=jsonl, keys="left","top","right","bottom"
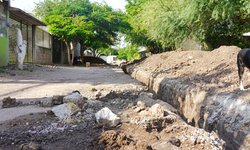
{"left": 10, "top": 0, "right": 127, "bottom": 13}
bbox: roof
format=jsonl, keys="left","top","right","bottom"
{"left": 9, "top": 7, "right": 46, "bottom": 26}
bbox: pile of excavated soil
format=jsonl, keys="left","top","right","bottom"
{"left": 123, "top": 46, "right": 250, "bottom": 149}
{"left": 130, "top": 46, "right": 248, "bottom": 95}
{"left": 0, "top": 91, "right": 224, "bottom": 150}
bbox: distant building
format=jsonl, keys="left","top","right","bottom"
{"left": 100, "top": 55, "right": 117, "bottom": 64}
{"left": 100, "top": 55, "right": 126, "bottom": 66}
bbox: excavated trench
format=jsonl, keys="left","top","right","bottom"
{"left": 123, "top": 63, "right": 250, "bottom": 150}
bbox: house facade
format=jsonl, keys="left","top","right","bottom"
{"left": 8, "top": 6, "right": 53, "bottom": 65}
{"left": 0, "top": 0, "right": 61, "bottom": 67}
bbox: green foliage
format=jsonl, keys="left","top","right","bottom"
{"left": 34, "top": 0, "right": 128, "bottom": 50}
{"left": 125, "top": 0, "right": 250, "bottom": 50}
{"left": 99, "top": 47, "right": 118, "bottom": 56}
{"left": 124, "top": 0, "right": 166, "bottom": 54}
{"left": 44, "top": 15, "right": 94, "bottom": 42}
{"left": 117, "top": 45, "right": 141, "bottom": 61}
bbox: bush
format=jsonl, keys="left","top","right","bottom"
{"left": 117, "top": 45, "right": 141, "bottom": 61}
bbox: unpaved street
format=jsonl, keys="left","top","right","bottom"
{"left": 0, "top": 65, "right": 143, "bottom": 122}
{"left": 0, "top": 65, "right": 143, "bottom": 100}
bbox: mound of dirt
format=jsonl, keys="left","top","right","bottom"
{"left": 123, "top": 46, "right": 250, "bottom": 149}
{"left": 127, "top": 46, "right": 241, "bottom": 94}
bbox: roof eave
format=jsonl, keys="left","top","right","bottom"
{"left": 9, "top": 7, "right": 46, "bottom": 26}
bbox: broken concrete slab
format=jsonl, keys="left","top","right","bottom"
{"left": 52, "top": 103, "right": 80, "bottom": 120}
{"left": 63, "top": 92, "right": 85, "bottom": 108}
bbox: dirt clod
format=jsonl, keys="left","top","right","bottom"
{"left": 2, "top": 97, "right": 17, "bottom": 108}
{"left": 169, "top": 137, "right": 181, "bottom": 147}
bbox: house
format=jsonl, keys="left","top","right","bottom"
{"left": 8, "top": 7, "right": 50, "bottom": 65}
{"left": 0, "top": 0, "right": 65, "bottom": 67}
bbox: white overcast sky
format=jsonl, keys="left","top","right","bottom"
{"left": 10, "top": 0, "right": 127, "bottom": 13}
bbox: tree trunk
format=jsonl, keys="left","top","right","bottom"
{"left": 65, "top": 41, "right": 77, "bottom": 66}
{"left": 65, "top": 41, "right": 72, "bottom": 65}
{"left": 70, "top": 42, "right": 75, "bottom": 65}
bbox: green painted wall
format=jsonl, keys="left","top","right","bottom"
{"left": 0, "top": 36, "right": 8, "bottom": 66}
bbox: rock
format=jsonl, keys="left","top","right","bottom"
{"left": 149, "top": 104, "right": 165, "bottom": 118}
{"left": 86, "top": 100, "right": 103, "bottom": 110}
{"left": 169, "top": 137, "right": 181, "bottom": 147}
{"left": 19, "top": 142, "right": 41, "bottom": 150}
{"left": 2, "top": 97, "right": 16, "bottom": 108}
{"left": 52, "top": 103, "right": 80, "bottom": 120}
{"left": 52, "top": 95, "right": 64, "bottom": 105}
{"left": 134, "top": 101, "right": 146, "bottom": 112}
{"left": 95, "top": 107, "right": 120, "bottom": 127}
{"left": 151, "top": 140, "right": 180, "bottom": 150}
{"left": 139, "top": 92, "right": 154, "bottom": 98}
{"left": 63, "top": 92, "right": 85, "bottom": 107}
{"left": 95, "top": 91, "right": 102, "bottom": 99}
{"left": 91, "top": 88, "right": 98, "bottom": 92}
{"left": 39, "top": 97, "right": 53, "bottom": 107}
{"left": 137, "top": 101, "right": 146, "bottom": 109}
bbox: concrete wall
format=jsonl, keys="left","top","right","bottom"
{"left": 34, "top": 27, "right": 52, "bottom": 64}
{"left": 8, "top": 22, "right": 52, "bottom": 65}
{"left": 34, "top": 46, "right": 52, "bottom": 64}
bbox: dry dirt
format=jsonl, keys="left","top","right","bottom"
{"left": 130, "top": 46, "right": 246, "bottom": 95}
{"left": 0, "top": 45, "right": 241, "bottom": 150}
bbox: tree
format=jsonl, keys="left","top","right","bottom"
{"left": 34, "top": 0, "right": 128, "bottom": 65}
{"left": 34, "top": 0, "right": 94, "bottom": 65}
{"left": 125, "top": 0, "right": 250, "bottom": 50}
{"left": 125, "top": 0, "right": 166, "bottom": 54}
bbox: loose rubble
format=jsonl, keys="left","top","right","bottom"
{"left": 0, "top": 90, "right": 224, "bottom": 149}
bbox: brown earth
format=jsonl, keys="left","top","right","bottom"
{"left": 128, "top": 46, "right": 241, "bottom": 93}
{"left": 123, "top": 45, "right": 250, "bottom": 149}
{"left": 0, "top": 45, "right": 243, "bottom": 150}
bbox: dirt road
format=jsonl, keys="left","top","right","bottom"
{"left": 0, "top": 65, "right": 143, "bottom": 100}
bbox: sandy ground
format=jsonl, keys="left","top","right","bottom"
{"left": 0, "top": 65, "right": 143, "bottom": 123}
{"left": 0, "top": 65, "right": 143, "bottom": 100}
{"left": 0, "top": 106, "right": 51, "bottom": 122}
